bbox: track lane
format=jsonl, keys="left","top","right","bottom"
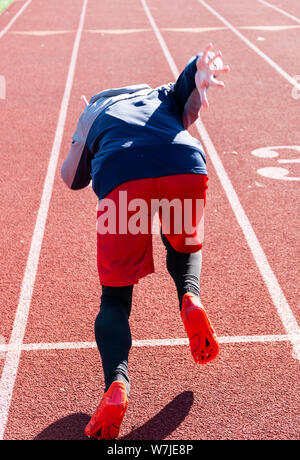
{"left": 0, "top": 0, "right": 83, "bottom": 343}
{"left": 0, "top": 0, "right": 87, "bottom": 440}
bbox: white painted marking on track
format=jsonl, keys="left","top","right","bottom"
{"left": 257, "top": 166, "right": 300, "bottom": 181}
{"left": 0, "top": 75, "right": 5, "bottom": 99}
{"left": 11, "top": 25, "right": 297, "bottom": 39}
{"left": 140, "top": 0, "right": 300, "bottom": 362}
{"left": 0, "top": 334, "right": 296, "bottom": 353}
{"left": 0, "top": 0, "right": 89, "bottom": 441}
{"left": 257, "top": 0, "right": 300, "bottom": 24}
{"left": 251, "top": 146, "right": 300, "bottom": 180}
{"left": 85, "top": 28, "right": 151, "bottom": 34}
{"left": 10, "top": 30, "right": 74, "bottom": 36}
{"left": 197, "top": 0, "right": 300, "bottom": 92}
{"left": 252, "top": 145, "right": 300, "bottom": 159}
{"left": 0, "top": 0, "right": 32, "bottom": 40}
{"left": 278, "top": 158, "right": 300, "bottom": 164}
{"left": 239, "top": 25, "right": 300, "bottom": 31}
{"left": 0, "top": 336, "right": 5, "bottom": 360}
{"left": 161, "top": 27, "right": 227, "bottom": 32}
{"left": 161, "top": 25, "right": 300, "bottom": 32}
{"left": 252, "top": 147, "right": 279, "bottom": 158}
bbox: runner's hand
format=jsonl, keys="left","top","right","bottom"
{"left": 195, "top": 43, "right": 230, "bottom": 109}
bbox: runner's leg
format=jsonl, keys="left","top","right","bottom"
{"left": 157, "top": 174, "right": 207, "bottom": 309}
{"left": 161, "top": 230, "right": 202, "bottom": 310}
{"left": 94, "top": 285, "right": 133, "bottom": 397}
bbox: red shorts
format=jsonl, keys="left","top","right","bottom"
{"left": 96, "top": 174, "right": 208, "bottom": 286}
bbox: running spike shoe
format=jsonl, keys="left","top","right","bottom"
{"left": 181, "top": 293, "right": 219, "bottom": 364}
{"left": 85, "top": 381, "right": 128, "bottom": 440}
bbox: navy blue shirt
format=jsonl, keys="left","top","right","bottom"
{"left": 62, "top": 55, "right": 207, "bottom": 199}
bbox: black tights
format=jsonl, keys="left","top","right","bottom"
{"left": 94, "top": 233, "right": 202, "bottom": 397}
{"left": 161, "top": 232, "right": 202, "bottom": 309}
{"left": 94, "top": 285, "right": 133, "bottom": 395}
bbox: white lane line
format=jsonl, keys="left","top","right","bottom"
{"left": 257, "top": 0, "right": 300, "bottom": 24}
{"left": 162, "top": 25, "right": 300, "bottom": 32}
{"left": 0, "top": 334, "right": 295, "bottom": 353}
{"left": 197, "top": 0, "right": 300, "bottom": 92}
{"left": 0, "top": 0, "right": 32, "bottom": 40}
{"left": 140, "top": 0, "right": 300, "bottom": 361}
{"left": 10, "top": 30, "right": 74, "bottom": 36}
{"left": 0, "top": 0, "right": 89, "bottom": 441}
{"left": 85, "top": 28, "right": 151, "bottom": 34}
{"left": 140, "top": 0, "right": 179, "bottom": 79}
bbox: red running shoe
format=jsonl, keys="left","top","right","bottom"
{"left": 181, "top": 293, "right": 219, "bottom": 364}
{"left": 85, "top": 381, "right": 128, "bottom": 440}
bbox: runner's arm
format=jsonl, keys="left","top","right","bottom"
{"left": 173, "top": 43, "right": 229, "bottom": 129}
{"left": 61, "top": 113, "right": 92, "bottom": 190}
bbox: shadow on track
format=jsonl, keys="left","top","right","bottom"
{"left": 34, "top": 391, "right": 194, "bottom": 440}
{"left": 34, "top": 413, "right": 90, "bottom": 440}
{"left": 120, "top": 391, "right": 194, "bottom": 440}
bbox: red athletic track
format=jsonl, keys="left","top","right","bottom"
{"left": 0, "top": 0, "right": 299, "bottom": 440}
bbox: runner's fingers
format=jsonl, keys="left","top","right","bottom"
{"left": 213, "top": 65, "right": 230, "bottom": 76}
{"left": 208, "top": 51, "right": 222, "bottom": 65}
{"left": 203, "top": 42, "right": 213, "bottom": 62}
{"left": 210, "top": 78, "right": 225, "bottom": 88}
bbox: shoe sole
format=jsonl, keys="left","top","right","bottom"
{"left": 184, "top": 306, "right": 219, "bottom": 364}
